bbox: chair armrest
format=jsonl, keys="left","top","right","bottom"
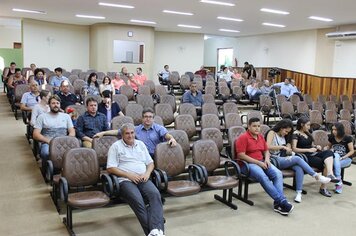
{"left": 101, "top": 173, "right": 114, "bottom": 197}
{"left": 238, "top": 160, "right": 250, "bottom": 177}
{"left": 45, "top": 160, "right": 54, "bottom": 183}
{"left": 188, "top": 164, "right": 207, "bottom": 185}
{"left": 153, "top": 169, "right": 168, "bottom": 191}
{"left": 151, "top": 169, "right": 162, "bottom": 190}
{"left": 59, "top": 177, "right": 69, "bottom": 203}
{"left": 224, "top": 160, "right": 241, "bottom": 179}
{"left": 22, "top": 111, "right": 29, "bottom": 124}
{"left": 110, "top": 174, "right": 120, "bottom": 196}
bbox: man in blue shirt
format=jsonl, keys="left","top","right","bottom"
{"left": 274, "top": 78, "right": 293, "bottom": 98}
{"left": 20, "top": 81, "right": 40, "bottom": 112}
{"left": 76, "top": 97, "right": 108, "bottom": 148}
{"left": 50, "top": 67, "right": 69, "bottom": 94}
{"left": 157, "top": 65, "right": 170, "bottom": 83}
{"left": 95, "top": 108, "right": 177, "bottom": 157}
{"left": 182, "top": 82, "right": 204, "bottom": 107}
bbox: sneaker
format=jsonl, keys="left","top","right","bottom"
{"left": 335, "top": 183, "right": 343, "bottom": 194}
{"left": 159, "top": 229, "right": 165, "bottom": 236}
{"left": 274, "top": 200, "right": 294, "bottom": 215}
{"left": 316, "top": 174, "right": 331, "bottom": 184}
{"left": 319, "top": 188, "right": 332, "bottom": 197}
{"left": 294, "top": 192, "right": 302, "bottom": 203}
{"left": 327, "top": 175, "right": 339, "bottom": 183}
{"left": 148, "top": 229, "right": 161, "bottom": 236}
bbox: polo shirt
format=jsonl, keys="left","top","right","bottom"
{"left": 182, "top": 90, "right": 204, "bottom": 107}
{"left": 134, "top": 123, "right": 168, "bottom": 155}
{"left": 20, "top": 91, "right": 39, "bottom": 109}
{"left": 76, "top": 112, "right": 108, "bottom": 139}
{"left": 107, "top": 139, "right": 152, "bottom": 183}
{"left": 235, "top": 131, "right": 268, "bottom": 162}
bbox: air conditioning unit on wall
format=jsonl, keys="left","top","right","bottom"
{"left": 326, "top": 31, "right": 356, "bottom": 40}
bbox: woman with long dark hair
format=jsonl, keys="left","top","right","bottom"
{"left": 84, "top": 72, "right": 100, "bottom": 96}
{"left": 292, "top": 116, "right": 339, "bottom": 197}
{"left": 266, "top": 119, "right": 330, "bottom": 203}
{"left": 327, "top": 123, "right": 354, "bottom": 194}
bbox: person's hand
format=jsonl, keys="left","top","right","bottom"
{"left": 316, "top": 145, "right": 322, "bottom": 151}
{"left": 284, "top": 146, "right": 292, "bottom": 153}
{"left": 127, "top": 173, "right": 142, "bottom": 184}
{"left": 140, "top": 172, "right": 151, "bottom": 183}
{"left": 264, "top": 159, "right": 271, "bottom": 168}
{"left": 309, "top": 147, "right": 317, "bottom": 153}
{"left": 168, "top": 138, "right": 177, "bottom": 147}
{"left": 93, "top": 132, "right": 104, "bottom": 138}
{"left": 258, "top": 161, "right": 268, "bottom": 169}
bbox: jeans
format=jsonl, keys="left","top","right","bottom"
{"left": 120, "top": 180, "right": 164, "bottom": 235}
{"left": 40, "top": 143, "right": 49, "bottom": 163}
{"left": 333, "top": 153, "right": 352, "bottom": 180}
{"left": 276, "top": 156, "right": 316, "bottom": 192}
{"left": 241, "top": 162, "right": 286, "bottom": 204}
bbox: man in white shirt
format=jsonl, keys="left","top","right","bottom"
{"left": 246, "top": 81, "right": 262, "bottom": 101}
{"left": 107, "top": 123, "right": 165, "bottom": 236}
{"left": 274, "top": 78, "right": 293, "bottom": 98}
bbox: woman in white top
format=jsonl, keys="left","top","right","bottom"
{"left": 266, "top": 119, "right": 330, "bottom": 203}
{"left": 30, "top": 90, "right": 51, "bottom": 126}
{"left": 99, "top": 76, "right": 115, "bottom": 96}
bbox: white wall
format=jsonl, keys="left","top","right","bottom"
{"left": 205, "top": 30, "right": 318, "bottom": 75}
{"left": 332, "top": 39, "right": 356, "bottom": 77}
{"left": 22, "top": 19, "right": 89, "bottom": 71}
{"left": 0, "top": 24, "right": 21, "bottom": 48}
{"left": 153, "top": 32, "right": 204, "bottom": 80}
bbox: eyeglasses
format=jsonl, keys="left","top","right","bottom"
{"left": 143, "top": 115, "right": 154, "bottom": 119}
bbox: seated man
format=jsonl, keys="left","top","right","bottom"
{"left": 274, "top": 78, "right": 293, "bottom": 99}
{"left": 50, "top": 67, "right": 69, "bottom": 94}
{"left": 20, "top": 81, "right": 40, "bottom": 114}
{"left": 157, "top": 65, "right": 170, "bottom": 84}
{"left": 95, "top": 108, "right": 177, "bottom": 157}
{"left": 132, "top": 67, "right": 148, "bottom": 92}
{"left": 107, "top": 123, "right": 165, "bottom": 236}
{"left": 76, "top": 97, "right": 108, "bottom": 148}
{"left": 194, "top": 65, "right": 208, "bottom": 79}
{"left": 182, "top": 82, "right": 204, "bottom": 107}
{"left": 246, "top": 81, "right": 262, "bottom": 101}
{"left": 33, "top": 95, "right": 75, "bottom": 163}
{"left": 219, "top": 66, "right": 233, "bottom": 87}
{"left": 57, "top": 80, "right": 80, "bottom": 110}
{"left": 260, "top": 80, "right": 273, "bottom": 96}
{"left": 290, "top": 79, "right": 303, "bottom": 101}
{"left": 235, "top": 117, "right": 294, "bottom": 215}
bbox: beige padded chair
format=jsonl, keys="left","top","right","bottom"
{"left": 125, "top": 104, "right": 143, "bottom": 125}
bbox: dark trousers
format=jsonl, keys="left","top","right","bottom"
{"left": 120, "top": 180, "right": 164, "bottom": 235}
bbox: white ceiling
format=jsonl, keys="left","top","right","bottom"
{"left": 1, "top": 0, "right": 356, "bottom": 37}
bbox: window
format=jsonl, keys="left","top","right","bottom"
{"left": 217, "top": 48, "right": 233, "bottom": 69}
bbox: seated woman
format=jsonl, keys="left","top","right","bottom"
{"left": 266, "top": 119, "right": 331, "bottom": 203}
{"left": 326, "top": 123, "right": 354, "bottom": 194}
{"left": 98, "top": 90, "right": 124, "bottom": 129}
{"left": 292, "top": 117, "right": 339, "bottom": 197}
{"left": 33, "top": 68, "right": 46, "bottom": 86}
{"left": 7, "top": 68, "right": 27, "bottom": 97}
{"left": 99, "top": 76, "right": 115, "bottom": 96}
{"left": 84, "top": 72, "right": 100, "bottom": 96}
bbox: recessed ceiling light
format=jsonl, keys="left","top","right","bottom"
{"left": 309, "top": 16, "right": 333, "bottom": 22}
{"left": 12, "top": 8, "right": 46, "bottom": 14}
{"left": 217, "top": 16, "right": 243, "bottom": 22}
{"left": 76, "top": 14, "right": 106, "bottom": 19}
{"left": 219, "top": 29, "right": 240, "bottom": 33}
{"left": 200, "top": 0, "right": 235, "bottom": 7}
{"left": 98, "top": 2, "right": 134, "bottom": 8}
{"left": 178, "top": 24, "right": 202, "bottom": 29}
{"left": 262, "top": 22, "right": 286, "bottom": 28}
{"left": 130, "top": 19, "right": 156, "bottom": 25}
{"left": 260, "top": 8, "right": 290, "bottom": 15}
{"left": 163, "top": 10, "right": 193, "bottom": 16}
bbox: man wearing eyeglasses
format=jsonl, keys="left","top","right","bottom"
{"left": 20, "top": 81, "right": 41, "bottom": 118}
{"left": 95, "top": 108, "right": 177, "bottom": 157}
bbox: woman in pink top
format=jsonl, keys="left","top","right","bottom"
{"left": 232, "top": 68, "right": 242, "bottom": 80}
{"left": 111, "top": 73, "right": 126, "bottom": 94}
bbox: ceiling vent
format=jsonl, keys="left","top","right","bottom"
{"left": 326, "top": 31, "right": 356, "bottom": 40}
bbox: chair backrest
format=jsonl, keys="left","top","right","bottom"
{"left": 312, "top": 101, "right": 324, "bottom": 113}
{"left": 84, "top": 95, "right": 102, "bottom": 104}
{"left": 246, "top": 111, "right": 263, "bottom": 124}
{"left": 202, "top": 103, "right": 218, "bottom": 116}
{"left": 66, "top": 104, "right": 86, "bottom": 116}
{"left": 325, "top": 101, "right": 337, "bottom": 112}
{"left": 73, "top": 79, "right": 86, "bottom": 95}
{"left": 138, "top": 85, "right": 151, "bottom": 95}
{"left": 339, "top": 120, "right": 353, "bottom": 135}
{"left": 180, "top": 75, "right": 191, "bottom": 90}
{"left": 179, "top": 103, "right": 197, "bottom": 121}
{"left": 62, "top": 148, "right": 100, "bottom": 187}
{"left": 71, "top": 69, "right": 82, "bottom": 76}
{"left": 14, "top": 84, "right": 29, "bottom": 102}
{"left": 155, "top": 85, "right": 168, "bottom": 96}
{"left": 312, "top": 130, "right": 329, "bottom": 148}
{"left": 169, "top": 73, "right": 179, "bottom": 85}
{"left": 68, "top": 74, "right": 79, "bottom": 85}
{"left": 223, "top": 102, "right": 238, "bottom": 115}
{"left": 202, "top": 94, "right": 215, "bottom": 103}
{"left": 143, "top": 80, "right": 155, "bottom": 94}
{"left": 218, "top": 86, "right": 231, "bottom": 98}
{"left": 49, "top": 136, "right": 81, "bottom": 169}
{"left": 259, "top": 95, "right": 273, "bottom": 113}
{"left": 325, "top": 110, "right": 338, "bottom": 124}
{"left": 309, "top": 110, "right": 323, "bottom": 125}
{"left": 228, "top": 126, "right": 246, "bottom": 159}
{"left": 260, "top": 124, "right": 271, "bottom": 138}
{"left": 281, "top": 101, "right": 295, "bottom": 117}
{"left": 92, "top": 136, "right": 119, "bottom": 167}
{"left": 193, "top": 140, "right": 220, "bottom": 172}
{"left": 125, "top": 104, "right": 143, "bottom": 125}
{"left": 201, "top": 114, "right": 220, "bottom": 130}
{"left": 153, "top": 115, "right": 164, "bottom": 126}
{"left": 155, "top": 103, "right": 174, "bottom": 126}
{"left": 276, "top": 94, "right": 287, "bottom": 106}
{"left": 168, "top": 130, "right": 190, "bottom": 156}
{"left": 154, "top": 143, "right": 185, "bottom": 177}
{"left": 175, "top": 114, "right": 196, "bottom": 139}
{"left": 303, "top": 94, "right": 313, "bottom": 106}
{"left": 136, "top": 94, "right": 154, "bottom": 110}
{"left": 160, "top": 94, "right": 177, "bottom": 113}
{"left": 340, "top": 95, "right": 350, "bottom": 103}
{"left": 201, "top": 127, "right": 223, "bottom": 152}
{"left": 225, "top": 113, "right": 242, "bottom": 129}
{"left": 120, "top": 85, "right": 134, "bottom": 101}
{"left": 329, "top": 95, "right": 338, "bottom": 104}
{"left": 289, "top": 94, "right": 301, "bottom": 107}
{"left": 297, "top": 101, "right": 309, "bottom": 115}
{"left": 112, "top": 94, "right": 128, "bottom": 112}
{"left": 339, "top": 109, "right": 352, "bottom": 122}
{"left": 342, "top": 101, "right": 353, "bottom": 112}
{"left": 317, "top": 95, "right": 327, "bottom": 105}
{"left": 111, "top": 116, "right": 134, "bottom": 130}
{"left": 205, "top": 85, "right": 216, "bottom": 97}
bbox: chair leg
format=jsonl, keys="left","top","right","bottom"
{"left": 63, "top": 205, "right": 76, "bottom": 236}
{"left": 232, "top": 179, "right": 254, "bottom": 206}
{"left": 341, "top": 168, "right": 352, "bottom": 186}
{"left": 51, "top": 184, "right": 60, "bottom": 212}
{"left": 214, "top": 188, "right": 238, "bottom": 210}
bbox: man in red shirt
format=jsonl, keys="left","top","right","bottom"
{"left": 235, "top": 117, "right": 294, "bottom": 215}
